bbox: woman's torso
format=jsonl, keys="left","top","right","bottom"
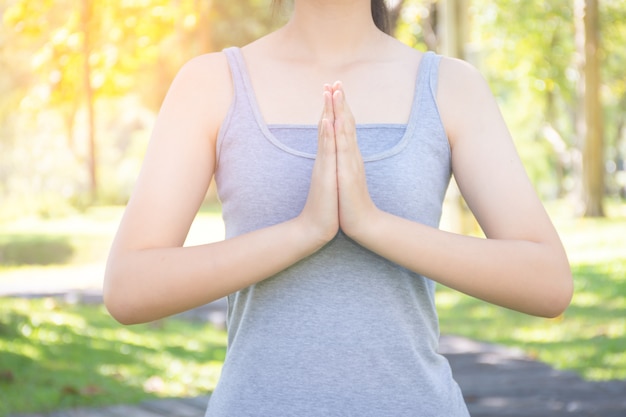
{"left": 205, "top": 43, "right": 469, "bottom": 416}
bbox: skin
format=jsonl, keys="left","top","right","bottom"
{"left": 104, "top": 0, "right": 573, "bottom": 325}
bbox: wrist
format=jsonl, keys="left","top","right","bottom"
{"left": 292, "top": 215, "right": 338, "bottom": 252}
{"left": 342, "top": 205, "right": 385, "bottom": 245}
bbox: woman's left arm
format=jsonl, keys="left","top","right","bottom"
{"left": 336, "top": 58, "right": 573, "bottom": 318}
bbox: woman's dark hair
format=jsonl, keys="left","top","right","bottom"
{"left": 272, "top": 0, "right": 390, "bottom": 35}
{"left": 370, "top": 0, "right": 390, "bottom": 34}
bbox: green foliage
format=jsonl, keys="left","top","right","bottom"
{"left": 465, "top": 0, "right": 580, "bottom": 198}
{"left": 601, "top": 0, "right": 626, "bottom": 102}
{"left": 2, "top": 0, "right": 279, "bottom": 112}
{"left": 0, "top": 0, "right": 280, "bottom": 211}
{"left": 4, "top": 0, "right": 189, "bottom": 104}
{"left": 0, "top": 298, "right": 226, "bottom": 416}
{"left": 3, "top": 0, "right": 624, "bottom": 210}
{"left": 394, "top": 1, "right": 435, "bottom": 51}
{"left": 395, "top": 0, "right": 626, "bottom": 201}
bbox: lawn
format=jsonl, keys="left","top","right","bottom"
{"left": 0, "top": 200, "right": 624, "bottom": 416}
{"left": 0, "top": 298, "right": 225, "bottom": 416}
{"left": 0, "top": 205, "right": 226, "bottom": 416}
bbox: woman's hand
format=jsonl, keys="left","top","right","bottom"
{"left": 298, "top": 85, "right": 340, "bottom": 245}
{"left": 332, "top": 82, "right": 379, "bottom": 240}
{"left": 300, "top": 81, "right": 379, "bottom": 246}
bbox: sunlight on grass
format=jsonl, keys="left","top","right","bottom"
{"left": 0, "top": 297, "right": 226, "bottom": 416}
{"left": 0, "top": 205, "right": 224, "bottom": 274}
{"left": 0, "top": 199, "right": 624, "bottom": 417}
{"left": 0, "top": 204, "right": 226, "bottom": 300}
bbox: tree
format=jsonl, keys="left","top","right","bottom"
{"left": 81, "top": 0, "right": 97, "bottom": 199}
{"left": 576, "top": 0, "right": 605, "bottom": 217}
{"left": 437, "top": 0, "right": 468, "bottom": 59}
{"left": 437, "top": 0, "right": 479, "bottom": 235}
{"left": 430, "top": 0, "right": 624, "bottom": 211}
{"left": 466, "top": 0, "right": 579, "bottom": 198}
{"left": 3, "top": 0, "right": 180, "bottom": 200}
{"left": 600, "top": 0, "right": 626, "bottom": 198}
{"left": 1, "top": 0, "right": 282, "bottom": 209}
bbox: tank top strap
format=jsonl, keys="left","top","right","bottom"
{"left": 407, "top": 51, "right": 441, "bottom": 123}
{"left": 222, "top": 47, "right": 249, "bottom": 106}
{"left": 216, "top": 47, "right": 257, "bottom": 164}
{"left": 424, "top": 51, "right": 443, "bottom": 100}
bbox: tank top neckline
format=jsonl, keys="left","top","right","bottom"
{"left": 227, "top": 47, "right": 435, "bottom": 162}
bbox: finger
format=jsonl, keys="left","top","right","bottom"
{"left": 332, "top": 82, "right": 354, "bottom": 121}
{"left": 333, "top": 88, "right": 356, "bottom": 153}
{"left": 320, "top": 117, "right": 335, "bottom": 157}
{"left": 321, "top": 88, "right": 336, "bottom": 154}
{"left": 318, "top": 90, "right": 335, "bottom": 153}
{"left": 324, "top": 89, "right": 334, "bottom": 123}
{"left": 319, "top": 89, "right": 334, "bottom": 129}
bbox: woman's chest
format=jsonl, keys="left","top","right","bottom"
{"left": 216, "top": 126, "right": 451, "bottom": 237}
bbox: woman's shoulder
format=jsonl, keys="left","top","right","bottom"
{"left": 155, "top": 51, "right": 234, "bottom": 145}
{"left": 167, "top": 52, "right": 233, "bottom": 106}
{"left": 436, "top": 55, "right": 497, "bottom": 143}
{"left": 438, "top": 55, "right": 485, "bottom": 86}
{"left": 176, "top": 51, "right": 232, "bottom": 87}
{"left": 436, "top": 55, "right": 491, "bottom": 113}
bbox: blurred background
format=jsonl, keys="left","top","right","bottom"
{"left": 0, "top": 0, "right": 625, "bottom": 415}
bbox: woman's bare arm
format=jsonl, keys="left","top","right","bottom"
{"left": 336, "top": 59, "right": 573, "bottom": 318}
{"left": 104, "top": 55, "right": 339, "bottom": 325}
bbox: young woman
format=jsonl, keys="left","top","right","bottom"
{"left": 104, "top": 0, "right": 573, "bottom": 415}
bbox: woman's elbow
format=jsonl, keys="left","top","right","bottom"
{"left": 103, "top": 263, "right": 143, "bottom": 325}
{"left": 103, "top": 283, "right": 135, "bottom": 325}
{"left": 539, "top": 265, "right": 574, "bottom": 319}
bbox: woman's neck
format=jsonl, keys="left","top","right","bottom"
{"left": 275, "top": 0, "right": 387, "bottom": 68}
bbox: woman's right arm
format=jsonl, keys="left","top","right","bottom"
{"left": 104, "top": 54, "right": 338, "bottom": 325}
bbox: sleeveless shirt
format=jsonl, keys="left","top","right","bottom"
{"left": 206, "top": 47, "right": 470, "bottom": 416}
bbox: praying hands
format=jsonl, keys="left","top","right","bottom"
{"left": 299, "top": 81, "right": 379, "bottom": 244}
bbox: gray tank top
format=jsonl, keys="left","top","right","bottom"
{"left": 207, "top": 47, "right": 469, "bottom": 416}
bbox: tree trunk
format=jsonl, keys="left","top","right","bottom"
{"left": 82, "top": 0, "right": 97, "bottom": 201}
{"left": 437, "top": 0, "right": 468, "bottom": 59}
{"left": 576, "top": 0, "right": 604, "bottom": 217}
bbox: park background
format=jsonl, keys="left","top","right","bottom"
{"left": 0, "top": 0, "right": 625, "bottom": 415}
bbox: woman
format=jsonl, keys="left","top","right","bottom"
{"left": 104, "top": 0, "right": 573, "bottom": 415}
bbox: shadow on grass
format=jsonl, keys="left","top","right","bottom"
{"left": 436, "top": 259, "right": 626, "bottom": 380}
{"left": 0, "top": 235, "right": 74, "bottom": 266}
{"left": 0, "top": 298, "right": 226, "bottom": 416}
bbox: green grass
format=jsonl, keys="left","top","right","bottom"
{"left": 0, "top": 200, "right": 624, "bottom": 416}
{"left": 0, "top": 298, "right": 226, "bottom": 417}
{"left": 437, "top": 199, "right": 626, "bottom": 381}
{"left": 0, "top": 204, "right": 224, "bottom": 272}
{"left": 0, "top": 206, "right": 122, "bottom": 270}
{"left": 0, "top": 204, "right": 227, "bottom": 416}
